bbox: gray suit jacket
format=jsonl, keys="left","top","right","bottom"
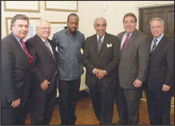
{"left": 117, "top": 29, "right": 150, "bottom": 89}
{"left": 83, "top": 33, "right": 120, "bottom": 88}
{"left": 146, "top": 35, "right": 174, "bottom": 92}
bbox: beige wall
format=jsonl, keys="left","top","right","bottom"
{"left": 1, "top": 1, "right": 174, "bottom": 91}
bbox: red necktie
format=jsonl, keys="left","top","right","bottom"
{"left": 20, "top": 40, "right": 33, "bottom": 64}
{"left": 121, "top": 33, "right": 130, "bottom": 52}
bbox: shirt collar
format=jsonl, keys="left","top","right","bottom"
{"left": 97, "top": 34, "right": 105, "bottom": 42}
{"left": 154, "top": 33, "right": 164, "bottom": 42}
{"left": 12, "top": 32, "right": 21, "bottom": 42}
{"left": 64, "top": 26, "right": 77, "bottom": 36}
{"left": 37, "top": 33, "right": 47, "bottom": 42}
{"left": 124, "top": 32, "right": 132, "bottom": 37}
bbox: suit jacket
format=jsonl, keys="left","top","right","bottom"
{"left": 83, "top": 33, "right": 120, "bottom": 88}
{"left": 25, "top": 34, "right": 58, "bottom": 94}
{"left": 146, "top": 35, "right": 174, "bottom": 92}
{"left": 2, "top": 33, "right": 31, "bottom": 107}
{"left": 117, "top": 29, "right": 150, "bottom": 89}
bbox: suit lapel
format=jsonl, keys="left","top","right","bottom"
{"left": 98, "top": 33, "right": 110, "bottom": 60}
{"left": 35, "top": 35, "right": 55, "bottom": 61}
{"left": 150, "top": 35, "right": 166, "bottom": 58}
{"left": 99, "top": 33, "right": 108, "bottom": 55}
{"left": 121, "top": 30, "right": 138, "bottom": 55}
{"left": 92, "top": 35, "right": 99, "bottom": 55}
{"left": 10, "top": 33, "right": 30, "bottom": 65}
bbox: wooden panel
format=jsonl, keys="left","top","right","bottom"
{"left": 139, "top": 5, "right": 174, "bottom": 40}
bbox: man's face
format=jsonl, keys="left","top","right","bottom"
{"left": 36, "top": 21, "right": 51, "bottom": 40}
{"left": 67, "top": 15, "right": 79, "bottom": 35}
{"left": 123, "top": 16, "right": 137, "bottom": 33}
{"left": 11, "top": 19, "right": 29, "bottom": 40}
{"left": 150, "top": 20, "right": 164, "bottom": 38}
{"left": 94, "top": 19, "right": 106, "bottom": 37}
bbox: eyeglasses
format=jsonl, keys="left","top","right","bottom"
{"left": 38, "top": 27, "right": 52, "bottom": 30}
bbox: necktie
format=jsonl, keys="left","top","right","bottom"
{"left": 44, "top": 40, "right": 53, "bottom": 54}
{"left": 98, "top": 37, "right": 102, "bottom": 53}
{"left": 44, "top": 40, "right": 55, "bottom": 60}
{"left": 151, "top": 39, "right": 158, "bottom": 52}
{"left": 20, "top": 40, "right": 33, "bottom": 64}
{"left": 121, "top": 33, "right": 130, "bottom": 52}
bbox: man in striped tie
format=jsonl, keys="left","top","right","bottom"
{"left": 145, "top": 17, "right": 174, "bottom": 125}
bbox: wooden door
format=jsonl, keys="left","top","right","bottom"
{"left": 139, "top": 5, "right": 174, "bottom": 40}
{"left": 139, "top": 5, "right": 174, "bottom": 105}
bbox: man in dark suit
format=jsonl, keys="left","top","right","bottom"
{"left": 83, "top": 17, "right": 120, "bottom": 124}
{"left": 25, "top": 19, "right": 58, "bottom": 125}
{"left": 145, "top": 17, "right": 174, "bottom": 125}
{"left": 2, "top": 14, "right": 32, "bottom": 125}
{"left": 115, "top": 12, "right": 150, "bottom": 125}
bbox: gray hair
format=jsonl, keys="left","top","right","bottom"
{"left": 93, "top": 17, "right": 107, "bottom": 27}
{"left": 149, "top": 17, "right": 164, "bottom": 26}
{"left": 36, "top": 19, "right": 50, "bottom": 28}
{"left": 10, "top": 14, "right": 29, "bottom": 30}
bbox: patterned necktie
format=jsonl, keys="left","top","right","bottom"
{"left": 44, "top": 40, "right": 53, "bottom": 54}
{"left": 20, "top": 40, "right": 33, "bottom": 64}
{"left": 98, "top": 37, "right": 102, "bottom": 53}
{"left": 121, "top": 33, "right": 130, "bottom": 52}
{"left": 44, "top": 40, "right": 55, "bottom": 60}
{"left": 151, "top": 39, "right": 158, "bottom": 52}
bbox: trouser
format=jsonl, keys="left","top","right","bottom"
{"left": 145, "top": 88, "right": 172, "bottom": 125}
{"left": 31, "top": 89, "right": 56, "bottom": 125}
{"left": 59, "top": 79, "right": 80, "bottom": 125}
{"left": 89, "top": 82, "right": 115, "bottom": 125}
{"left": 115, "top": 86, "right": 142, "bottom": 125}
{"left": 2, "top": 102, "right": 29, "bottom": 125}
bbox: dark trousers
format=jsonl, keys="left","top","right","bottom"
{"left": 89, "top": 82, "right": 115, "bottom": 125}
{"left": 115, "top": 85, "right": 142, "bottom": 125}
{"left": 31, "top": 89, "right": 56, "bottom": 125}
{"left": 59, "top": 79, "right": 80, "bottom": 125}
{"left": 145, "top": 88, "right": 172, "bottom": 125}
{"left": 2, "top": 102, "right": 28, "bottom": 125}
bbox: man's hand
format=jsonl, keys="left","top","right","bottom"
{"left": 96, "top": 69, "right": 106, "bottom": 79}
{"left": 133, "top": 79, "right": 142, "bottom": 88}
{"left": 11, "top": 98, "right": 21, "bottom": 108}
{"left": 162, "top": 84, "right": 170, "bottom": 92}
{"left": 41, "top": 79, "right": 50, "bottom": 90}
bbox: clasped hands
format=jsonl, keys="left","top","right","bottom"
{"left": 94, "top": 69, "right": 106, "bottom": 79}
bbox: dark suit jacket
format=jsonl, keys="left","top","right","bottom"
{"left": 83, "top": 33, "right": 120, "bottom": 88}
{"left": 146, "top": 35, "right": 174, "bottom": 92}
{"left": 117, "top": 29, "right": 150, "bottom": 89}
{"left": 25, "top": 34, "right": 58, "bottom": 94}
{"left": 2, "top": 33, "right": 31, "bottom": 107}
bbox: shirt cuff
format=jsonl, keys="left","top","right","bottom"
{"left": 104, "top": 70, "right": 108, "bottom": 75}
{"left": 92, "top": 68, "right": 97, "bottom": 74}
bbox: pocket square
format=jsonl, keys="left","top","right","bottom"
{"left": 107, "top": 43, "right": 112, "bottom": 48}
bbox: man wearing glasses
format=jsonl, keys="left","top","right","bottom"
{"left": 26, "top": 19, "right": 58, "bottom": 125}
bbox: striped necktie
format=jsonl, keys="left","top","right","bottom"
{"left": 98, "top": 37, "right": 102, "bottom": 53}
{"left": 151, "top": 38, "right": 158, "bottom": 52}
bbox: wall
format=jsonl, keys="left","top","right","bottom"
{"left": 1, "top": 1, "right": 174, "bottom": 91}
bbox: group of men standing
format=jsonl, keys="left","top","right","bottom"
{"left": 1, "top": 12, "right": 174, "bottom": 125}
